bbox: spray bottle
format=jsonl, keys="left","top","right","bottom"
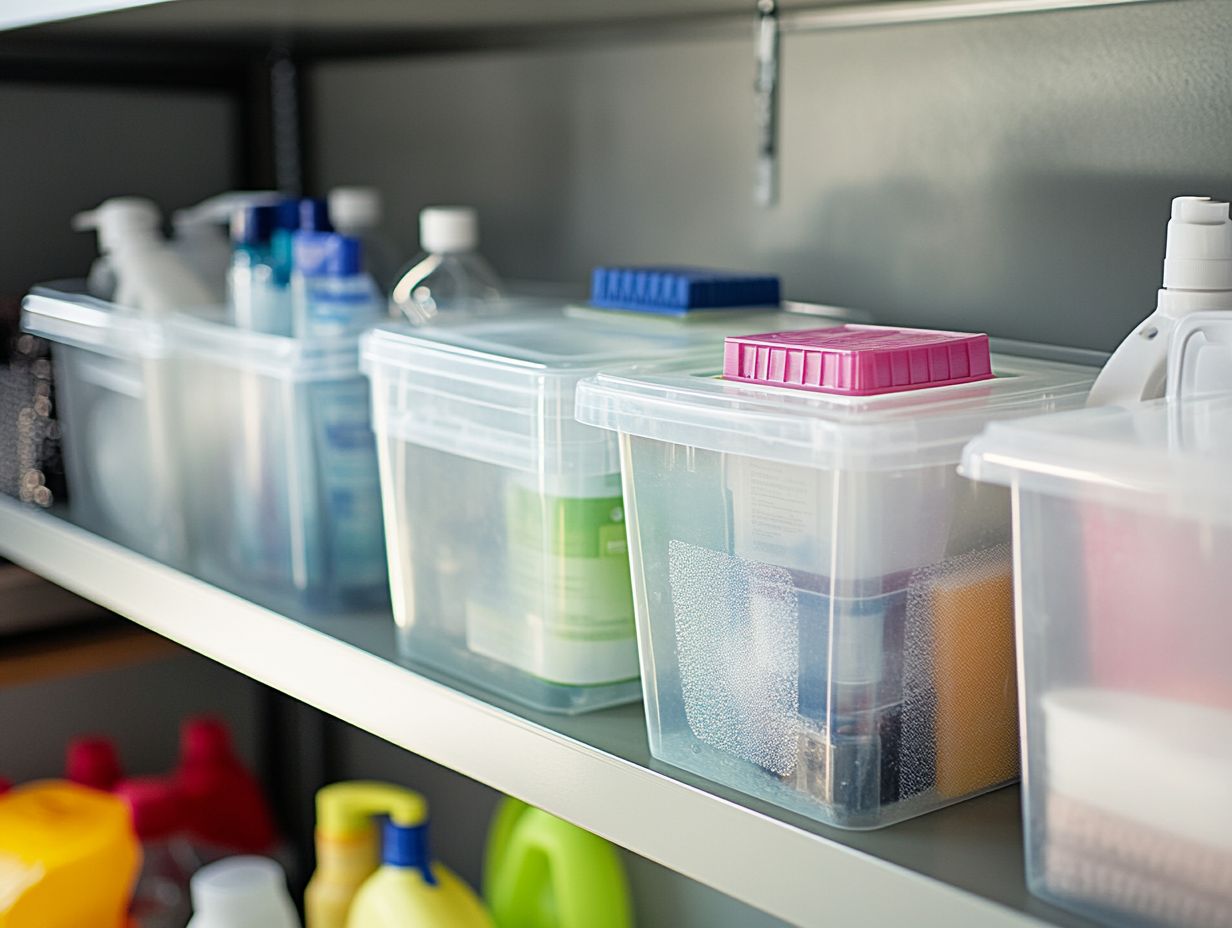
{"left": 1088, "top": 196, "right": 1232, "bottom": 406}
{"left": 172, "top": 191, "right": 280, "bottom": 301}
{"left": 345, "top": 790, "right": 492, "bottom": 928}
{"left": 306, "top": 782, "right": 422, "bottom": 928}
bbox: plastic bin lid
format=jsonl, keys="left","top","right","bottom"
{"left": 361, "top": 306, "right": 847, "bottom": 475}
{"left": 961, "top": 392, "right": 1232, "bottom": 520}
{"left": 576, "top": 348, "right": 1095, "bottom": 472}
{"left": 22, "top": 285, "right": 362, "bottom": 380}
{"left": 723, "top": 325, "right": 993, "bottom": 395}
{"left": 22, "top": 284, "right": 170, "bottom": 359}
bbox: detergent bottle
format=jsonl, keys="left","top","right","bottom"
{"left": 483, "top": 798, "right": 633, "bottom": 928}
{"left": 305, "top": 781, "right": 425, "bottom": 928}
{"left": 0, "top": 780, "right": 140, "bottom": 928}
{"left": 345, "top": 790, "right": 492, "bottom": 928}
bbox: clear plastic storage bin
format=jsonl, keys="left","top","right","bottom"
{"left": 576, "top": 327, "right": 1096, "bottom": 827}
{"left": 963, "top": 393, "right": 1232, "bottom": 928}
{"left": 23, "top": 288, "right": 187, "bottom": 564}
{"left": 22, "top": 287, "right": 387, "bottom": 612}
{"left": 362, "top": 308, "right": 838, "bottom": 714}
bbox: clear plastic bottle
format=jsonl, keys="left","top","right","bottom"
{"left": 228, "top": 204, "right": 290, "bottom": 335}
{"left": 389, "top": 206, "right": 503, "bottom": 324}
{"left": 327, "top": 187, "right": 399, "bottom": 294}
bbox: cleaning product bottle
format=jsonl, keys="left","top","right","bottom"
{"left": 345, "top": 791, "right": 492, "bottom": 928}
{"left": 173, "top": 717, "right": 278, "bottom": 863}
{"left": 483, "top": 798, "right": 633, "bottom": 928}
{"left": 389, "top": 206, "right": 503, "bottom": 324}
{"left": 172, "top": 191, "right": 280, "bottom": 301}
{"left": 0, "top": 780, "right": 141, "bottom": 928}
{"left": 306, "top": 782, "right": 425, "bottom": 928}
{"left": 116, "top": 777, "right": 193, "bottom": 928}
{"left": 229, "top": 203, "right": 290, "bottom": 334}
{"left": 65, "top": 735, "right": 123, "bottom": 791}
{"left": 291, "top": 231, "right": 383, "bottom": 337}
{"left": 1088, "top": 196, "right": 1232, "bottom": 406}
{"left": 186, "top": 856, "right": 299, "bottom": 928}
{"left": 327, "top": 186, "right": 399, "bottom": 293}
{"left": 273, "top": 197, "right": 333, "bottom": 288}
{"left": 73, "top": 197, "right": 216, "bottom": 313}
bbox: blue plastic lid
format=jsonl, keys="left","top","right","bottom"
{"left": 275, "top": 197, "right": 334, "bottom": 232}
{"left": 294, "top": 231, "right": 362, "bottom": 277}
{"left": 231, "top": 204, "right": 277, "bottom": 245}
{"left": 590, "top": 266, "right": 781, "bottom": 316}
{"left": 381, "top": 817, "right": 437, "bottom": 886}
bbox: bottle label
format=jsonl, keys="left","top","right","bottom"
{"left": 311, "top": 379, "right": 387, "bottom": 593}
{"left": 466, "top": 481, "right": 638, "bottom": 686}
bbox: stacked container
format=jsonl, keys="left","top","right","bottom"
{"left": 576, "top": 324, "right": 1096, "bottom": 827}
{"left": 361, "top": 307, "right": 840, "bottom": 714}
{"left": 962, "top": 318, "right": 1232, "bottom": 928}
{"left": 22, "top": 286, "right": 387, "bottom": 612}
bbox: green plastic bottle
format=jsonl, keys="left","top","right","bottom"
{"left": 345, "top": 790, "right": 491, "bottom": 928}
{"left": 483, "top": 798, "right": 634, "bottom": 928}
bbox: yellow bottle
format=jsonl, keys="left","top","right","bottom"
{"left": 345, "top": 791, "right": 492, "bottom": 928}
{"left": 305, "top": 781, "right": 422, "bottom": 928}
{"left": 0, "top": 780, "right": 141, "bottom": 928}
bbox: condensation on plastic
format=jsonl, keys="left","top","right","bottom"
{"left": 668, "top": 541, "right": 800, "bottom": 777}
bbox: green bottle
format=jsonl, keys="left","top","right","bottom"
{"left": 483, "top": 798, "right": 633, "bottom": 928}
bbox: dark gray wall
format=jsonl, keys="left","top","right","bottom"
{"left": 311, "top": 0, "right": 1231, "bottom": 352}
{"left": 0, "top": 83, "right": 235, "bottom": 297}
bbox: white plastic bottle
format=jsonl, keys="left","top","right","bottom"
{"left": 186, "top": 856, "right": 300, "bottom": 928}
{"left": 327, "top": 186, "right": 399, "bottom": 293}
{"left": 1088, "top": 196, "right": 1232, "bottom": 406}
{"left": 73, "top": 197, "right": 216, "bottom": 313}
{"left": 389, "top": 206, "right": 503, "bottom": 324}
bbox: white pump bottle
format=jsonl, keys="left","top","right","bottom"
{"left": 73, "top": 197, "right": 216, "bottom": 314}
{"left": 1087, "top": 196, "right": 1232, "bottom": 406}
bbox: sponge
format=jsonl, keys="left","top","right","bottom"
{"left": 589, "top": 266, "right": 780, "bottom": 316}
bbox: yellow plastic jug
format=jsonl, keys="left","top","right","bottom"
{"left": 345, "top": 790, "right": 492, "bottom": 928}
{"left": 0, "top": 780, "right": 141, "bottom": 928}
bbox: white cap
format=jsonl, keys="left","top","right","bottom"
{"left": 420, "top": 206, "right": 478, "bottom": 254}
{"left": 189, "top": 857, "right": 298, "bottom": 928}
{"left": 72, "top": 197, "right": 163, "bottom": 252}
{"left": 328, "top": 186, "right": 382, "bottom": 233}
{"left": 1163, "top": 196, "right": 1232, "bottom": 292}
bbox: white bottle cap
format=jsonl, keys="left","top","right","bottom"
{"left": 420, "top": 206, "right": 478, "bottom": 254}
{"left": 189, "top": 856, "right": 298, "bottom": 928}
{"left": 328, "top": 186, "right": 382, "bottom": 233}
{"left": 72, "top": 197, "right": 163, "bottom": 253}
{"left": 1162, "top": 196, "right": 1232, "bottom": 291}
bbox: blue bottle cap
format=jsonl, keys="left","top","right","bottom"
{"left": 274, "top": 197, "right": 334, "bottom": 232}
{"left": 381, "top": 817, "right": 437, "bottom": 886}
{"left": 293, "top": 231, "right": 363, "bottom": 277}
{"left": 231, "top": 204, "right": 277, "bottom": 245}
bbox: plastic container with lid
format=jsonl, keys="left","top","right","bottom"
{"left": 961, "top": 318, "right": 1232, "bottom": 928}
{"left": 22, "top": 285, "right": 188, "bottom": 565}
{"left": 22, "top": 285, "right": 388, "bottom": 612}
{"left": 576, "top": 324, "right": 1097, "bottom": 826}
{"left": 361, "top": 304, "right": 845, "bottom": 713}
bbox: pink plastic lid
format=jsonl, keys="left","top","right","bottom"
{"left": 722, "top": 324, "right": 994, "bottom": 396}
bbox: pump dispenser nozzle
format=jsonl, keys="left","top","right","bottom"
{"left": 1087, "top": 196, "right": 1232, "bottom": 407}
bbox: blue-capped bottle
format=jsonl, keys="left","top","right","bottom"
{"left": 228, "top": 203, "right": 291, "bottom": 335}
{"left": 291, "top": 232, "right": 383, "bottom": 338}
{"left": 345, "top": 792, "right": 492, "bottom": 928}
{"left": 273, "top": 197, "right": 333, "bottom": 286}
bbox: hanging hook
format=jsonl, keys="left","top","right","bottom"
{"left": 754, "top": 0, "right": 780, "bottom": 207}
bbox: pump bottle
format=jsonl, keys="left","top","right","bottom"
{"left": 1088, "top": 196, "right": 1232, "bottom": 406}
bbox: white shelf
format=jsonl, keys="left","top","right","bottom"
{"left": 0, "top": 495, "right": 1097, "bottom": 928}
